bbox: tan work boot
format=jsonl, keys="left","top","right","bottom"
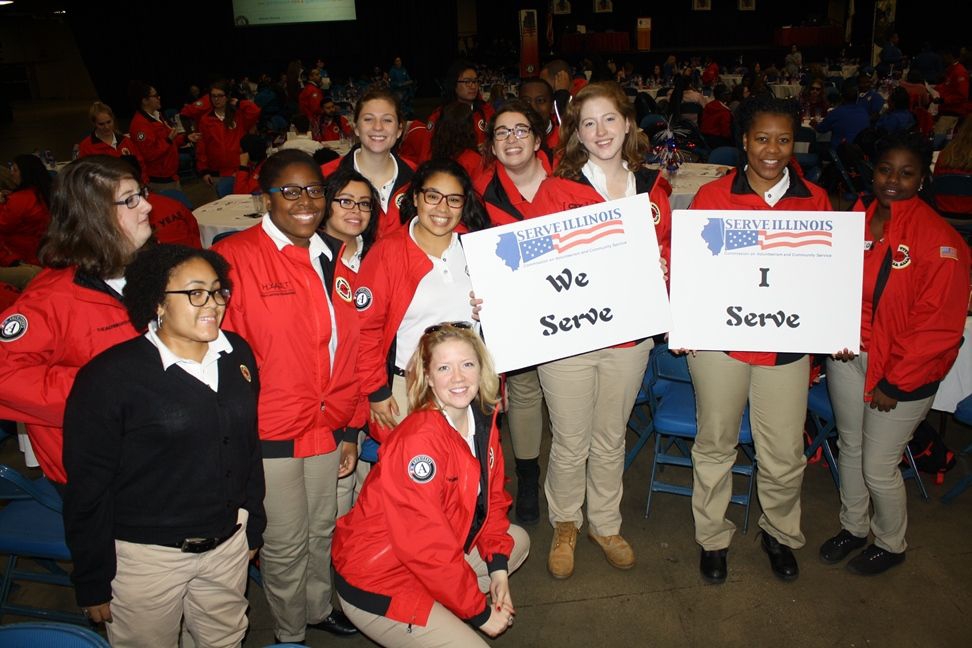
{"left": 548, "top": 522, "right": 578, "bottom": 579}
{"left": 589, "top": 533, "right": 636, "bottom": 570}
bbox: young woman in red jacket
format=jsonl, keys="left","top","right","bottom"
{"left": 687, "top": 96, "right": 831, "bottom": 585}
{"left": 820, "top": 133, "right": 970, "bottom": 575}
{"left": 0, "top": 156, "right": 152, "bottom": 485}
{"left": 214, "top": 149, "right": 361, "bottom": 643}
{"left": 77, "top": 102, "right": 147, "bottom": 183}
{"left": 530, "top": 81, "right": 673, "bottom": 580}
{"left": 321, "top": 87, "right": 416, "bottom": 239}
{"left": 0, "top": 153, "right": 52, "bottom": 267}
{"left": 474, "top": 100, "right": 552, "bottom": 525}
{"left": 195, "top": 80, "right": 261, "bottom": 188}
{"left": 333, "top": 323, "right": 529, "bottom": 647}
{"left": 355, "top": 158, "right": 489, "bottom": 443}
{"left": 128, "top": 81, "right": 199, "bottom": 191}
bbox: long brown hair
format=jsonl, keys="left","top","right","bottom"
{"left": 937, "top": 117, "right": 972, "bottom": 172}
{"left": 554, "top": 81, "right": 648, "bottom": 180}
{"left": 38, "top": 155, "right": 143, "bottom": 278}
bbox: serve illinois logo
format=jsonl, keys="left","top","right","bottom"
{"left": 700, "top": 217, "right": 833, "bottom": 256}
{"left": 495, "top": 208, "right": 625, "bottom": 271}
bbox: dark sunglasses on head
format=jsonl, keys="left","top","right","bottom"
{"left": 424, "top": 321, "right": 474, "bottom": 335}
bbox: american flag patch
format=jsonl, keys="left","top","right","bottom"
{"left": 940, "top": 246, "right": 959, "bottom": 260}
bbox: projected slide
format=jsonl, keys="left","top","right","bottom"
{"left": 232, "top": 0, "right": 356, "bottom": 26}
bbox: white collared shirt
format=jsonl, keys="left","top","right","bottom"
{"left": 744, "top": 165, "right": 791, "bottom": 207}
{"left": 261, "top": 215, "right": 338, "bottom": 370}
{"left": 442, "top": 405, "right": 479, "bottom": 494}
{"left": 341, "top": 235, "right": 365, "bottom": 273}
{"left": 104, "top": 277, "right": 126, "bottom": 297}
{"left": 145, "top": 322, "right": 233, "bottom": 391}
{"left": 394, "top": 218, "right": 475, "bottom": 370}
{"left": 353, "top": 149, "right": 399, "bottom": 214}
{"left": 582, "top": 159, "right": 636, "bottom": 201}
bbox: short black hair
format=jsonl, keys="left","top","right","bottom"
{"left": 123, "top": 244, "right": 233, "bottom": 331}
{"left": 737, "top": 94, "right": 800, "bottom": 134}
{"left": 874, "top": 131, "right": 933, "bottom": 176}
{"left": 322, "top": 167, "right": 380, "bottom": 257}
{"left": 258, "top": 149, "right": 323, "bottom": 193}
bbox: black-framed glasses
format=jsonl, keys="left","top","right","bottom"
{"left": 457, "top": 78, "right": 480, "bottom": 85}
{"left": 113, "top": 186, "right": 149, "bottom": 209}
{"left": 419, "top": 188, "right": 465, "bottom": 209}
{"left": 493, "top": 124, "right": 532, "bottom": 141}
{"left": 424, "top": 321, "right": 474, "bottom": 334}
{"left": 334, "top": 197, "right": 373, "bottom": 211}
{"left": 164, "top": 288, "right": 231, "bottom": 307}
{"left": 268, "top": 184, "right": 326, "bottom": 200}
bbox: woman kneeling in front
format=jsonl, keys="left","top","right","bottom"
{"left": 332, "top": 322, "right": 530, "bottom": 647}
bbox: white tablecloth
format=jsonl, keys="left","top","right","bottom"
{"left": 770, "top": 83, "right": 802, "bottom": 99}
{"left": 720, "top": 74, "right": 742, "bottom": 87}
{"left": 650, "top": 162, "right": 732, "bottom": 210}
{"left": 193, "top": 194, "right": 264, "bottom": 248}
{"left": 933, "top": 317, "right": 972, "bottom": 413}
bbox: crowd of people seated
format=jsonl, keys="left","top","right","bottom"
{"left": 0, "top": 41, "right": 971, "bottom": 648}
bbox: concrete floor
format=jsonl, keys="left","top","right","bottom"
{"left": 3, "top": 100, "right": 972, "bottom": 646}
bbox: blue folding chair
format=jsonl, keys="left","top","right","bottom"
{"left": 706, "top": 146, "right": 742, "bottom": 167}
{"left": 0, "top": 464, "right": 86, "bottom": 624}
{"left": 624, "top": 356, "right": 658, "bottom": 471}
{"left": 0, "top": 621, "right": 109, "bottom": 647}
{"left": 804, "top": 377, "right": 929, "bottom": 500}
{"left": 215, "top": 176, "right": 236, "bottom": 198}
{"left": 644, "top": 345, "right": 757, "bottom": 532}
{"left": 156, "top": 188, "right": 194, "bottom": 210}
{"left": 942, "top": 394, "right": 972, "bottom": 503}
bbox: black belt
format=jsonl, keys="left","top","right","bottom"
{"left": 393, "top": 367, "right": 406, "bottom": 377}
{"left": 161, "top": 524, "right": 241, "bottom": 553}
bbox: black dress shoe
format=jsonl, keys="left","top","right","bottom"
{"left": 846, "top": 544, "right": 906, "bottom": 575}
{"left": 699, "top": 548, "right": 728, "bottom": 584}
{"left": 760, "top": 531, "right": 799, "bottom": 581}
{"left": 307, "top": 610, "right": 358, "bottom": 636}
{"left": 819, "top": 529, "right": 867, "bottom": 564}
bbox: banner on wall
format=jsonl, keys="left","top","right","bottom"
{"left": 519, "top": 10, "right": 540, "bottom": 77}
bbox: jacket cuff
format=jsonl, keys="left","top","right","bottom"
{"left": 466, "top": 600, "right": 491, "bottom": 628}
{"left": 877, "top": 377, "right": 940, "bottom": 402}
{"left": 486, "top": 553, "right": 509, "bottom": 574}
{"left": 369, "top": 385, "right": 392, "bottom": 402}
{"left": 75, "top": 581, "right": 112, "bottom": 608}
{"left": 334, "top": 426, "right": 360, "bottom": 444}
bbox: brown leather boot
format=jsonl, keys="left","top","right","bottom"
{"left": 548, "top": 522, "right": 578, "bottom": 579}
{"left": 588, "top": 533, "right": 636, "bottom": 570}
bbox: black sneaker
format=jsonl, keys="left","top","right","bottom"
{"left": 819, "top": 529, "right": 867, "bottom": 564}
{"left": 846, "top": 544, "right": 905, "bottom": 575}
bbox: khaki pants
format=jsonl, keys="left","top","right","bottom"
{"left": 106, "top": 510, "right": 249, "bottom": 648}
{"left": 689, "top": 352, "right": 809, "bottom": 550}
{"left": 261, "top": 451, "right": 340, "bottom": 643}
{"left": 539, "top": 341, "right": 653, "bottom": 536}
{"left": 827, "top": 354, "right": 934, "bottom": 553}
{"left": 338, "top": 525, "right": 530, "bottom": 647}
{"left": 337, "top": 375, "right": 408, "bottom": 515}
{"left": 506, "top": 367, "right": 544, "bottom": 460}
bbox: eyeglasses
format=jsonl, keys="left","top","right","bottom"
{"left": 334, "top": 197, "right": 373, "bottom": 211}
{"left": 268, "top": 184, "right": 326, "bottom": 200}
{"left": 164, "top": 288, "right": 231, "bottom": 307}
{"left": 457, "top": 78, "right": 480, "bottom": 86}
{"left": 419, "top": 188, "right": 465, "bottom": 209}
{"left": 493, "top": 125, "right": 532, "bottom": 141}
{"left": 210, "top": 92, "right": 227, "bottom": 99}
{"left": 113, "top": 186, "right": 149, "bottom": 209}
{"left": 424, "top": 321, "right": 474, "bottom": 334}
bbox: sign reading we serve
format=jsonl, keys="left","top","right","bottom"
{"left": 668, "top": 209, "right": 864, "bottom": 354}
{"left": 461, "top": 194, "right": 671, "bottom": 374}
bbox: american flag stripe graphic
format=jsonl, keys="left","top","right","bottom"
{"left": 758, "top": 229, "right": 832, "bottom": 250}
{"left": 552, "top": 220, "right": 625, "bottom": 253}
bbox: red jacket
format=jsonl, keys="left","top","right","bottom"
{"left": 474, "top": 154, "right": 551, "bottom": 226}
{"left": 147, "top": 192, "right": 201, "bottom": 248}
{"left": 332, "top": 406, "right": 513, "bottom": 628}
{"left": 129, "top": 110, "right": 186, "bottom": 182}
{"left": 215, "top": 224, "right": 364, "bottom": 457}
{"left": 321, "top": 149, "right": 416, "bottom": 239}
{"left": 77, "top": 132, "right": 148, "bottom": 183}
{"left": 298, "top": 82, "right": 324, "bottom": 121}
{"left": 690, "top": 166, "right": 832, "bottom": 366}
{"left": 179, "top": 96, "right": 212, "bottom": 128}
{"left": 233, "top": 160, "right": 265, "bottom": 196}
{"left": 196, "top": 101, "right": 261, "bottom": 177}
{"left": 856, "top": 195, "right": 970, "bottom": 400}
{"left": 0, "top": 188, "right": 50, "bottom": 265}
{"left": 354, "top": 225, "right": 433, "bottom": 441}
{"left": 933, "top": 164, "right": 972, "bottom": 215}
{"left": 0, "top": 281, "right": 19, "bottom": 311}
{"left": 936, "top": 61, "right": 971, "bottom": 115}
{"left": 700, "top": 100, "right": 732, "bottom": 139}
{"left": 0, "top": 268, "right": 137, "bottom": 483}
{"left": 317, "top": 115, "right": 352, "bottom": 142}
{"left": 399, "top": 119, "right": 433, "bottom": 166}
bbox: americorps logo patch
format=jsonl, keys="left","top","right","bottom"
{"left": 354, "top": 287, "right": 373, "bottom": 311}
{"left": 408, "top": 454, "right": 436, "bottom": 483}
{"left": 0, "top": 314, "right": 28, "bottom": 342}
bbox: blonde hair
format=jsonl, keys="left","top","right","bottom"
{"left": 937, "top": 117, "right": 972, "bottom": 172}
{"left": 554, "top": 81, "right": 648, "bottom": 180}
{"left": 89, "top": 101, "right": 115, "bottom": 123}
{"left": 406, "top": 324, "right": 500, "bottom": 415}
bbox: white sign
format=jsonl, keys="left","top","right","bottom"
{"left": 461, "top": 194, "right": 671, "bottom": 373}
{"left": 668, "top": 209, "right": 864, "bottom": 353}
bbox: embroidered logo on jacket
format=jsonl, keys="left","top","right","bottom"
{"left": 408, "top": 455, "right": 436, "bottom": 483}
{"left": 240, "top": 364, "right": 252, "bottom": 382}
{"left": 651, "top": 201, "right": 661, "bottom": 225}
{"left": 354, "top": 287, "right": 373, "bottom": 311}
{"left": 891, "top": 244, "right": 911, "bottom": 269}
{"left": 335, "top": 277, "right": 353, "bottom": 303}
{"left": 0, "top": 314, "right": 28, "bottom": 342}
